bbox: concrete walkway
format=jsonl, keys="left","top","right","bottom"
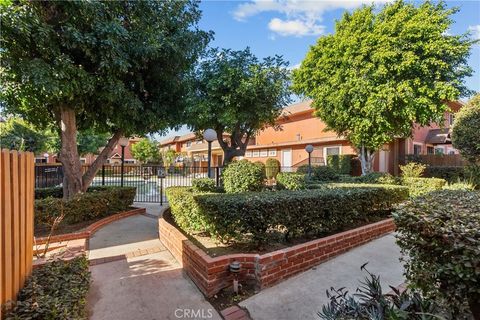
{"left": 239, "top": 233, "right": 404, "bottom": 320}
{"left": 87, "top": 203, "right": 221, "bottom": 320}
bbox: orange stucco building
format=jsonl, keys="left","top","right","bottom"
{"left": 160, "top": 100, "right": 463, "bottom": 175}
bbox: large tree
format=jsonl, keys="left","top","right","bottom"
{"left": 0, "top": 117, "right": 52, "bottom": 153}
{"left": 187, "top": 48, "right": 291, "bottom": 165}
{"left": 1, "top": 1, "right": 211, "bottom": 198}
{"left": 131, "top": 138, "right": 160, "bottom": 164}
{"left": 293, "top": 0, "right": 474, "bottom": 174}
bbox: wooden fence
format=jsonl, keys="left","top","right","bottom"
{"left": 0, "top": 150, "right": 34, "bottom": 313}
{"left": 406, "top": 154, "right": 469, "bottom": 167}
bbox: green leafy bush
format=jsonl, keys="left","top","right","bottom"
{"left": 424, "top": 166, "right": 466, "bottom": 183}
{"left": 451, "top": 93, "right": 480, "bottom": 163}
{"left": 35, "top": 185, "right": 114, "bottom": 199}
{"left": 276, "top": 172, "right": 306, "bottom": 190}
{"left": 265, "top": 158, "right": 281, "bottom": 179}
{"left": 192, "top": 178, "right": 217, "bottom": 192}
{"left": 326, "top": 154, "right": 353, "bottom": 175}
{"left": 400, "top": 162, "right": 426, "bottom": 178}
{"left": 222, "top": 160, "right": 264, "bottom": 193}
{"left": 297, "top": 165, "right": 340, "bottom": 181}
{"left": 192, "top": 184, "right": 408, "bottom": 243}
{"left": 254, "top": 161, "right": 267, "bottom": 179}
{"left": 394, "top": 190, "right": 480, "bottom": 317}
{"left": 35, "top": 186, "right": 136, "bottom": 226}
{"left": 319, "top": 265, "right": 443, "bottom": 320}
{"left": 402, "top": 177, "right": 446, "bottom": 197}
{"left": 344, "top": 172, "right": 399, "bottom": 184}
{"left": 465, "top": 164, "right": 480, "bottom": 189}
{"left": 5, "top": 256, "right": 90, "bottom": 320}
{"left": 443, "top": 181, "right": 476, "bottom": 191}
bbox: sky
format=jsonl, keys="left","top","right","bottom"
{"left": 161, "top": 0, "right": 480, "bottom": 139}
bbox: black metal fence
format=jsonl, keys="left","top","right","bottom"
{"left": 34, "top": 164, "right": 308, "bottom": 203}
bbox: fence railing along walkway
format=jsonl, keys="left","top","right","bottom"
{"left": 1, "top": 150, "right": 35, "bottom": 309}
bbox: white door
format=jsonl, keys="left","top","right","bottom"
{"left": 282, "top": 149, "right": 292, "bottom": 171}
{"left": 379, "top": 150, "right": 388, "bottom": 172}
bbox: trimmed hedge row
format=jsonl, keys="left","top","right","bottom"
{"left": 35, "top": 186, "right": 136, "bottom": 226}
{"left": 167, "top": 184, "right": 408, "bottom": 244}
{"left": 35, "top": 185, "right": 115, "bottom": 199}
{"left": 394, "top": 190, "right": 480, "bottom": 317}
{"left": 297, "top": 165, "right": 340, "bottom": 181}
{"left": 5, "top": 256, "right": 91, "bottom": 319}
{"left": 192, "top": 178, "right": 217, "bottom": 193}
{"left": 327, "top": 154, "right": 354, "bottom": 175}
{"left": 402, "top": 177, "right": 446, "bottom": 197}
{"left": 276, "top": 172, "right": 306, "bottom": 190}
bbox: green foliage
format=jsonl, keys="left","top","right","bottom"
{"left": 254, "top": 161, "right": 267, "bottom": 179}
{"left": 0, "top": 117, "right": 54, "bottom": 153}
{"left": 424, "top": 166, "right": 466, "bottom": 183}
{"left": 265, "top": 158, "right": 281, "bottom": 179}
{"left": 465, "top": 164, "right": 480, "bottom": 189}
{"left": 402, "top": 177, "right": 447, "bottom": 197}
{"left": 276, "top": 172, "right": 306, "bottom": 190}
{"left": 293, "top": 1, "right": 474, "bottom": 172}
{"left": 319, "top": 266, "right": 443, "bottom": 320}
{"left": 186, "top": 48, "right": 291, "bottom": 164}
{"left": 443, "top": 181, "right": 476, "bottom": 191}
{"left": 131, "top": 138, "right": 160, "bottom": 163}
{"left": 222, "top": 160, "right": 264, "bottom": 193}
{"left": 192, "top": 178, "right": 217, "bottom": 193}
{"left": 452, "top": 94, "right": 480, "bottom": 163}
{"left": 298, "top": 165, "right": 340, "bottom": 181}
{"left": 5, "top": 256, "right": 90, "bottom": 320}
{"left": 326, "top": 155, "right": 353, "bottom": 175}
{"left": 35, "top": 187, "right": 136, "bottom": 226}
{"left": 394, "top": 190, "right": 480, "bottom": 316}
{"left": 400, "top": 162, "right": 426, "bottom": 178}
{"left": 165, "top": 187, "right": 213, "bottom": 233}
{"left": 167, "top": 184, "right": 408, "bottom": 244}
{"left": 35, "top": 185, "right": 115, "bottom": 199}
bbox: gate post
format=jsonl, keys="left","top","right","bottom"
{"left": 215, "top": 167, "right": 220, "bottom": 187}
{"left": 101, "top": 165, "right": 105, "bottom": 186}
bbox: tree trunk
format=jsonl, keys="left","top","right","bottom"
{"left": 358, "top": 145, "right": 376, "bottom": 175}
{"left": 56, "top": 106, "right": 83, "bottom": 200}
{"left": 469, "top": 296, "right": 480, "bottom": 320}
{"left": 81, "top": 130, "right": 123, "bottom": 191}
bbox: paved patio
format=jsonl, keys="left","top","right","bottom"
{"left": 87, "top": 203, "right": 221, "bottom": 320}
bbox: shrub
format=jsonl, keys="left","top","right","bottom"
{"left": 402, "top": 177, "right": 446, "bottom": 197}
{"left": 5, "top": 256, "right": 90, "bottom": 320}
{"left": 394, "top": 190, "right": 480, "bottom": 317}
{"left": 465, "top": 164, "right": 480, "bottom": 189}
{"left": 254, "top": 161, "right": 267, "bottom": 179}
{"left": 451, "top": 93, "right": 480, "bottom": 163}
{"left": 35, "top": 186, "right": 136, "bottom": 226}
{"left": 276, "top": 172, "right": 306, "bottom": 190}
{"left": 424, "top": 166, "right": 466, "bottom": 183}
{"left": 265, "top": 158, "right": 281, "bottom": 179}
{"left": 298, "top": 165, "right": 339, "bottom": 181}
{"left": 400, "top": 162, "right": 426, "bottom": 178}
{"left": 194, "top": 184, "right": 408, "bottom": 243}
{"left": 443, "top": 181, "right": 476, "bottom": 191}
{"left": 319, "top": 265, "right": 443, "bottom": 319}
{"left": 348, "top": 172, "right": 398, "bottom": 184}
{"left": 192, "top": 178, "right": 217, "bottom": 192}
{"left": 35, "top": 185, "right": 114, "bottom": 199}
{"left": 326, "top": 154, "right": 353, "bottom": 175}
{"left": 222, "top": 160, "right": 264, "bottom": 193}
{"left": 165, "top": 187, "right": 214, "bottom": 233}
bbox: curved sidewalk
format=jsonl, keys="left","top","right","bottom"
{"left": 87, "top": 203, "right": 221, "bottom": 320}
{"left": 239, "top": 233, "right": 405, "bottom": 320}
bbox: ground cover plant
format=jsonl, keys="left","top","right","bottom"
{"left": 4, "top": 256, "right": 91, "bottom": 320}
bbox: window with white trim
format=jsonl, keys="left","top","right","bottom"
{"left": 413, "top": 144, "right": 422, "bottom": 155}
{"left": 260, "top": 150, "right": 268, "bottom": 157}
{"left": 268, "top": 149, "right": 277, "bottom": 156}
{"left": 245, "top": 151, "right": 252, "bottom": 158}
{"left": 323, "top": 146, "right": 341, "bottom": 164}
{"left": 252, "top": 150, "right": 260, "bottom": 157}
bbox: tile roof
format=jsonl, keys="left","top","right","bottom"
{"left": 425, "top": 128, "right": 451, "bottom": 145}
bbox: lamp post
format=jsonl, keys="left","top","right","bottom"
{"left": 305, "top": 145, "right": 314, "bottom": 179}
{"left": 118, "top": 137, "right": 129, "bottom": 187}
{"left": 203, "top": 129, "right": 216, "bottom": 178}
{"left": 43, "top": 152, "right": 49, "bottom": 164}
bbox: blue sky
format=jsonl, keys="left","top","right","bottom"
{"left": 162, "top": 0, "right": 480, "bottom": 138}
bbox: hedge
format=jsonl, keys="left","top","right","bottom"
{"left": 192, "top": 178, "right": 217, "bottom": 193}
{"left": 297, "top": 165, "right": 340, "bottom": 181}
{"left": 394, "top": 190, "right": 480, "bottom": 317}
{"left": 35, "top": 186, "right": 136, "bottom": 226}
{"left": 167, "top": 184, "right": 408, "bottom": 244}
{"left": 327, "top": 154, "right": 353, "bottom": 175}
{"left": 276, "top": 172, "right": 306, "bottom": 190}
{"left": 222, "top": 160, "right": 264, "bottom": 193}
{"left": 402, "top": 177, "right": 446, "bottom": 197}
{"left": 265, "top": 158, "right": 281, "bottom": 179}
{"left": 35, "top": 185, "right": 115, "bottom": 199}
{"left": 4, "top": 256, "right": 90, "bottom": 320}
{"left": 424, "top": 166, "right": 466, "bottom": 182}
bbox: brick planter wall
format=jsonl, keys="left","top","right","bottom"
{"left": 159, "top": 217, "right": 395, "bottom": 297}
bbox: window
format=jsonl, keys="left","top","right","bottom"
{"left": 268, "top": 149, "right": 277, "bottom": 156}
{"left": 252, "top": 150, "right": 260, "bottom": 157}
{"left": 260, "top": 150, "right": 268, "bottom": 157}
{"left": 245, "top": 151, "right": 252, "bottom": 157}
{"left": 413, "top": 144, "right": 422, "bottom": 155}
{"left": 435, "top": 147, "right": 444, "bottom": 155}
{"left": 427, "top": 146, "right": 434, "bottom": 155}
{"left": 35, "top": 158, "right": 46, "bottom": 163}
{"left": 449, "top": 113, "right": 455, "bottom": 126}
{"left": 323, "top": 146, "right": 341, "bottom": 164}
{"left": 186, "top": 141, "right": 192, "bottom": 147}
{"left": 80, "top": 158, "right": 87, "bottom": 164}
{"left": 124, "top": 159, "right": 136, "bottom": 164}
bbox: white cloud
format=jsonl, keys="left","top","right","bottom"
{"left": 468, "top": 25, "right": 480, "bottom": 40}
{"left": 268, "top": 18, "right": 325, "bottom": 36}
{"left": 233, "top": 0, "right": 389, "bottom": 37}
